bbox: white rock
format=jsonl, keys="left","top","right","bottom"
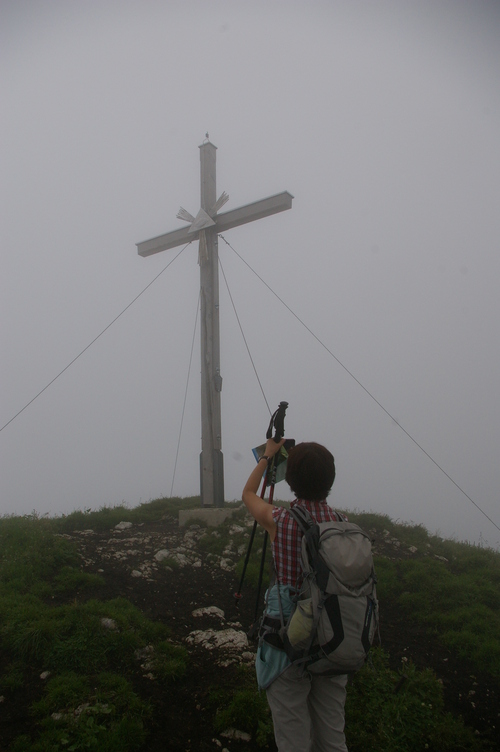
{"left": 40, "top": 671, "right": 51, "bottom": 680}
{"left": 115, "top": 521, "right": 133, "bottom": 530}
{"left": 192, "top": 606, "right": 225, "bottom": 619}
{"left": 212, "top": 629, "right": 248, "bottom": 650}
{"left": 229, "top": 525, "right": 245, "bottom": 535}
{"left": 154, "top": 549, "right": 171, "bottom": 562}
{"left": 221, "top": 728, "right": 252, "bottom": 742}
{"left": 100, "top": 617, "right": 118, "bottom": 630}
{"left": 186, "top": 628, "right": 248, "bottom": 652}
{"left": 173, "top": 552, "right": 190, "bottom": 567}
{"left": 220, "top": 558, "right": 235, "bottom": 572}
{"left": 131, "top": 570, "right": 143, "bottom": 578}
{"left": 409, "top": 546, "right": 418, "bottom": 553}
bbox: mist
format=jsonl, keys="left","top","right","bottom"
{"left": 2, "top": 0, "right": 500, "bottom": 548}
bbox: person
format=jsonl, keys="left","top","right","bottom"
{"left": 242, "top": 438, "right": 348, "bottom": 752}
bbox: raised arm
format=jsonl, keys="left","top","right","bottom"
{"left": 242, "top": 437, "right": 285, "bottom": 541}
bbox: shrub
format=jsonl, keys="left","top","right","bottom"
{"left": 345, "top": 649, "right": 483, "bottom": 752}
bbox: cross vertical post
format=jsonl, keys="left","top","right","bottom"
{"left": 136, "top": 140, "right": 293, "bottom": 508}
{"left": 199, "top": 142, "right": 224, "bottom": 507}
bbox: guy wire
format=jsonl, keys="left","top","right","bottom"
{"left": 218, "top": 256, "right": 272, "bottom": 416}
{"left": 219, "top": 233, "right": 500, "bottom": 535}
{"left": 170, "top": 290, "right": 200, "bottom": 497}
{"left": 1, "top": 242, "right": 192, "bottom": 434}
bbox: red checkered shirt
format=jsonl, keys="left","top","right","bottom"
{"left": 271, "top": 500, "right": 345, "bottom": 588}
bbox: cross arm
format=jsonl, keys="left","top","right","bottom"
{"left": 136, "top": 191, "right": 293, "bottom": 258}
{"left": 136, "top": 225, "right": 194, "bottom": 258}
{"left": 214, "top": 191, "right": 294, "bottom": 233}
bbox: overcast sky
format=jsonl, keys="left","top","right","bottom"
{"left": 2, "top": 0, "right": 500, "bottom": 547}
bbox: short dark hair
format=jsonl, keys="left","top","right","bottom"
{"left": 285, "top": 442, "right": 336, "bottom": 501}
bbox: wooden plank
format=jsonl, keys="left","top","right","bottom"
{"left": 136, "top": 225, "right": 196, "bottom": 257}
{"left": 215, "top": 191, "right": 293, "bottom": 233}
{"left": 136, "top": 191, "right": 293, "bottom": 257}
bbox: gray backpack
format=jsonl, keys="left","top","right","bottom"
{"left": 278, "top": 506, "right": 378, "bottom": 675}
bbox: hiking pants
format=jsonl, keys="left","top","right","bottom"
{"left": 266, "top": 665, "right": 348, "bottom": 752}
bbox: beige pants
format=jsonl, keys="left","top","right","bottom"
{"left": 266, "top": 665, "right": 348, "bottom": 752}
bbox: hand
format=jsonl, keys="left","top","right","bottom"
{"left": 264, "top": 437, "right": 286, "bottom": 458}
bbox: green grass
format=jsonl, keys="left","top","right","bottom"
{"left": 0, "top": 504, "right": 190, "bottom": 751}
{"left": 373, "top": 551, "right": 500, "bottom": 677}
{"left": 13, "top": 672, "right": 149, "bottom": 752}
{"left": 206, "top": 650, "right": 484, "bottom": 752}
{"left": 345, "top": 648, "right": 484, "bottom": 752}
{"left": 208, "top": 665, "right": 274, "bottom": 747}
{"left": 1, "top": 498, "right": 499, "bottom": 750}
{"left": 52, "top": 496, "right": 203, "bottom": 533}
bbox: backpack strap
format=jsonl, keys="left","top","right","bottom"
{"left": 287, "top": 505, "right": 314, "bottom": 534}
{"left": 287, "top": 505, "right": 332, "bottom": 592}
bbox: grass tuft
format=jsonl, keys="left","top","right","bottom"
{"left": 345, "top": 648, "right": 483, "bottom": 752}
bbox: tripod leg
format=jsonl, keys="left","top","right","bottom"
{"left": 254, "top": 529, "right": 268, "bottom": 621}
{"left": 253, "top": 482, "right": 275, "bottom": 619}
{"left": 234, "top": 518, "right": 258, "bottom": 603}
{"left": 234, "top": 473, "right": 268, "bottom": 603}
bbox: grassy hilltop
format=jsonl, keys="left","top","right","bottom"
{"left": 0, "top": 498, "right": 499, "bottom": 751}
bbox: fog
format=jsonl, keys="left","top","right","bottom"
{"left": 2, "top": 0, "right": 500, "bottom": 547}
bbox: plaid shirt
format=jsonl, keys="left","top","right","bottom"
{"left": 271, "top": 500, "right": 345, "bottom": 588}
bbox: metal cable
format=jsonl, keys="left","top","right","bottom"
{"left": 218, "top": 256, "right": 271, "bottom": 416}
{"left": 219, "top": 233, "right": 500, "bottom": 535}
{"left": 0, "top": 243, "right": 192, "bottom": 433}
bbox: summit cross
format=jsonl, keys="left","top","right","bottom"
{"left": 136, "top": 139, "right": 293, "bottom": 507}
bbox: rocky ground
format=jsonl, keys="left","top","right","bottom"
{"left": 3, "top": 511, "right": 499, "bottom": 750}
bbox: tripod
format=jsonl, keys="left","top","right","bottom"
{"left": 234, "top": 402, "right": 289, "bottom": 629}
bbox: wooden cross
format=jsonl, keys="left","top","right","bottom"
{"left": 136, "top": 139, "right": 293, "bottom": 507}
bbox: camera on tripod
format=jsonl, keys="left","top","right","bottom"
{"left": 252, "top": 401, "right": 295, "bottom": 483}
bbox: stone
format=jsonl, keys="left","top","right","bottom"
{"left": 221, "top": 728, "right": 252, "bottom": 741}
{"left": 186, "top": 628, "right": 248, "bottom": 653}
{"left": 134, "top": 645, "right": 154, "bottom": 661}
{"left": 154, "top": 549, "right": 171, "bottom": 562}
{"left": 228, "top": 525, "right": 245, "bottom": 535}
{"left": 115, "top": 521, "right": 133, "bottom": 530}
{"left": 192, "top": 606, "right": 225, "bottom": 619}
{"left": 100, "top": 617, "right": 118, "bottom": 630}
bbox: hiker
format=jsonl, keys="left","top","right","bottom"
{"left": 242, "top": 438, "right": 349, "bottom": 752}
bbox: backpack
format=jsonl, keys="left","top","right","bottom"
{"left": 275, "top": 506, "right": 379, "bottom": 675}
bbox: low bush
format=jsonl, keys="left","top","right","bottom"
{"left": 13, "top": 672, "right": 149, "bottom": 752}
{"left": 345, "top": 649, "right": 483, "bottom": 752}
